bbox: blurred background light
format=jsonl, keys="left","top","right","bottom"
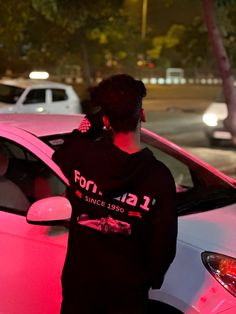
{"left": 150, "top": 77, "right": 157, "bottom": 84}
{"left": 29, "top": 71, "right": 49, "bottom": 80}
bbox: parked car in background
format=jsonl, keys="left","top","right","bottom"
{"left": 202, "top": 87, "right": 235, "bottom": 146}
{"left": 0, "top": 78, "right": 82, "bottom": 114}
{"left": 0, "top": 114, "right": 236, "bottom": 314}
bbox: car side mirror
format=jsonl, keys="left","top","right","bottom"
{"left": 27, "top": 196, "right": 72, "bottom": 225}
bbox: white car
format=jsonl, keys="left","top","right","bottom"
{"left": 202, "top": 87, "right": 235, "bottom": 146}
{"left": 0, "top": 114, "right": 236, "bottom": 314}
{"left": 0, "top": 78, "right": 82, "bottom": 114}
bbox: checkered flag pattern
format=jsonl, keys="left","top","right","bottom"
{"left": 78, "top": 117, "right": 91, "bottom": 133}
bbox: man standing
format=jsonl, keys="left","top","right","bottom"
{"left": 53, "top": 74, "right": 177, "bottom": 314}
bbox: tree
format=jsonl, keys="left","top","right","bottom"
{"left": 30, "top": 0, "right": 136, "bottom": 85}
{"left": 0, "top": 0, "right": 33, "bottom": 73}
{"left": 147, "top": 21, "right": 212, "bottom": 76}
{"left": 0, "top": 0, "right": 141, "bottom": 86}
{"left": 148, "top": 24, "right": 185, "bottom": 69}
{"left": 201, "top": 0, "right": 236, "bottom": 140}
{"left": 176, "top": 18, "right": 216, "bottom": 76}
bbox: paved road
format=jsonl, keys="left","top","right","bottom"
{"left": 143, "top": 100, "right": 236, "bottom": 180}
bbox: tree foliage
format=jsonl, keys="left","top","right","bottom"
{"left": 0, "top": 0, "right": 143, "bottom": 84}
{"left": 147, "top": 18, "right": 216, "bottom": 75}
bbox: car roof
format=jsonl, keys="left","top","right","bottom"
{"left": 0, "top": 114, "right": 84, "bottom": 137}
{"left": 0, "top": 78, "right": 71, "bottom": 89}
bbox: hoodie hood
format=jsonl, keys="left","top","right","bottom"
{"left": 86, "top": 139, "right": 156, "bottom": 197}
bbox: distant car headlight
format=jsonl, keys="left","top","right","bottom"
{"left": 202, "top": 251, "right": 236, "bottom": 297}
{"left": 202, "top": 113, "right": 218, "bottom": 127}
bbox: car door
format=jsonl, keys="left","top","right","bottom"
{"left": 47, "top": 88, "right": 70, "bottom": 114}
{"left": 19, "top": 88, "right": 50, "bottom": 113}
{"left": 141, "top": 130, "right": 236, "bottom": 313}
{"left": 0, "top": 135, "right": 68, "bottom": 314}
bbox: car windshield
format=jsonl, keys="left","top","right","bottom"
{"left": 0, "top": 84, "right": 24, "bottom": 104}
{"left": 41, "top": 130, "right": 236, "bottom": 217}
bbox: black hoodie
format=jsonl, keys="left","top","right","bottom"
{"left": 52, "top": 129, "right": 177, "bottom": 296}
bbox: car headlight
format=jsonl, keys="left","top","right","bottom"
{"left": 202, "top": 251, "right": 236, "bottom": 297}
{"left": 202, "top": 113, "right": 218, "bottom": 127}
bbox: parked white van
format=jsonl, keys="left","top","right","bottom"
{"left": 0, "top": 78, "right": 82, "bottom": 114}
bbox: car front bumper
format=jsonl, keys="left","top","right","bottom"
{"left": 204, "top": 123, "right": 233, "bottom": 142}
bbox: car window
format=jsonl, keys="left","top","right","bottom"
{"left": 52, "top": 88, "right": 68, "bottom": 102}
{"left": 141, "top": 132, "right": 236, "bottom": 215}
{"left": 144, "top": 142, "right": 193, "bottom": 190}
{"left": 0, "top": 138, "right": 66, "bottom": 215}
{"left": 0, "top": 84, "right": 24, "bottom": 104}
{"left": 23, "top": 89, "right": 46, "bottom": 104}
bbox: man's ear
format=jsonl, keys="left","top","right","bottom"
{"left": 103, "top": 116, "right": 111, "bottom": 129}
{"left": 141, "top": 108, "right": 146, "bottom": 122}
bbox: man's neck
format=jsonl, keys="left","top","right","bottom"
{"left": 113, "top": 131, "right": 141, "bottom": 154}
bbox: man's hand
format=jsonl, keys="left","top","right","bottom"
{"left": 78, "top": 110, "right": 104, "bottom": 138}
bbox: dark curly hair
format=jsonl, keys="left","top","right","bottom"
{"left": 90, "top": 74, "right": 146, "bottom": 133}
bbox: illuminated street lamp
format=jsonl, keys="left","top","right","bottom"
{"left": 141, "top": 0, "right": 148, "bottom": 39}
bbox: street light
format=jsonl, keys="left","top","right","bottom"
{"left": 141, "top": 0, "right": 148, "bottom": 39}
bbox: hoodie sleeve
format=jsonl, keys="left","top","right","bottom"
{"left": 52, "top": 130, "right": 80, "bottom": 177}
{"left": 147, "top": 165, "right": 177, "bottom": 289}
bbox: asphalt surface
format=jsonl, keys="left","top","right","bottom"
{"left": 142, "top": 98, "right": 236, "bottom": 180}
